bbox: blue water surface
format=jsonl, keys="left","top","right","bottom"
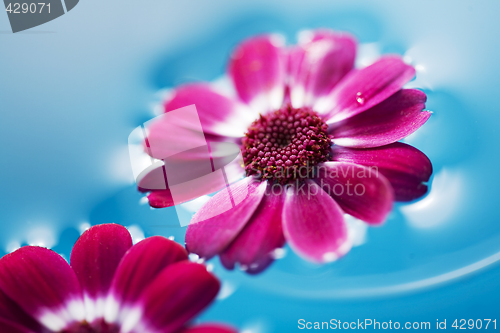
{"left": 1, "top": 0, "right": 500, "bottom": 331}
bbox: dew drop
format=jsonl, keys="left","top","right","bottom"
{"left": 271, "top": 248, "right": 287, "bottom": 259}
{"left": 356, "top": 92, "right": 365, "bottom": 105}
{"left": 188, "top": 253, "right": 200, "bottom": 262}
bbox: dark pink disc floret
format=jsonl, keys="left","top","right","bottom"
{"left": 242, "top": 105, "right": 332, "bottom": 184}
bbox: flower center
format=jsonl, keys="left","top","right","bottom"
{"left": 242, "top": 105, "right": 331, "bottom": 184}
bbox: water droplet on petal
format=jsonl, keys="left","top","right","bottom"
{"left": 271, "top": 248, "right": 287, "bottom": 259}
{"left": 356, "top": 92, "right": 365, "bottom": 105}
{"left": 250, "top": 263, "right": 259, "bottom": 270}
{"left": 168, "top": 236, "right": 175, "bottom": 241}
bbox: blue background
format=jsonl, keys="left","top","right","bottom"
{"left": 1, "top": 0, "right": 500, "bottom": 331}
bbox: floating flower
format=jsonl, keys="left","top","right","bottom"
{"left": 139, "top": 30, "right": 433, "bottom": 272}
{"left": 0, "top": 224, "right": 236, "bottom": 333}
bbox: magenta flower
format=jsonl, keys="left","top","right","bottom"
{"left": 0, "top": 224, "right": 236, "bottom": 333}
{"left": 139, "top": 30, "right": 432, "bottom": 272}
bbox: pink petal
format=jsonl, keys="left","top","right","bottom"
{"left": 145, "top": 189, "right": 176, "bottom": 208}
{"left": 179, "top": 324, "right": 237, "bottom": 333}
{"left": 282, "top": 180, "right": 350, "bottom": 263}
{"left": 185, "top": 178, "right": 268, "bottom": 260}
{"left": 220, "top": 191, "right": 285, "bottom": 273}
{"left": 143, "top": 105, "right": 239, "bottom": 162}
{"left": 229, "top": 35, "right": 286, "bottom": 112}
{"left": 330, "top": 89, "right": 430, "bottom": 148}
{"left": 288, "top": 31, "right": 356, "bottom": 108}
{"left": 0, "top": 247, "right": 84, "bottom": 331}
{"left": 0, "top": 319, "right": 33, "bottom": 333}
{"left": 138, "top": 262, "right": 219, "bottom": 333}
{"left": 0, "top": 290, "right": 41, "bottom": 333}
{"left": 315, "top": 162, "right": 393, "bottom": 224}
{"left": 146, "top": 189, "right": 176, "bottom": 208}
{"left": 320, "top": 56, "right": 416, "bottom": 123}
{"left": 140, "top": 151, "right": 246, "bottom": 209}
{"left": 138, "top": 111, "right": 246, "bottom": 208}
{"left": 110, "top": 237, "right": 188, "bottom": 307}
{"left": 164, "top": 84, "right": 256, "bottom": 138}
{"left": 137, "top": 142, "right": 244, "bottom": 191}
{"left": 70, "top": 224, "right": 133, "bottom": 299}
{"left": 332, "top": 143, "right": 433, "bottom": 201}
{"left": 138, "top": 103, "right": 246, "bottom": 210}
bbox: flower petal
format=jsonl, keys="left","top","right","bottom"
{"left": 138, "top": 141, "right": 245, "bottom": 191}
{"left": 70, "top": 224, "right": 133, "bottom": 299}
{"left": 140, "top": 151, "right": 246, "bottom": 209}
{"left": 138, "top": 113, "right": 246, "bottom": 209}
{"left": 332, "top": 143, "right": 433, "bottom": 201}
{"left": 164, "top": 84, "right": 256, "bottom": 138}
{"left": 0, "top": 247, "right": 84, "bottom": 332}
{"left": 145, "top": 189, "right": 175, "bottom": 208}
{"left": 143, "top": 104, "right": 238, "bottom": 162}
{"left": 330, "top": 89, "right": 430, "bottom": 148}
{"left": 0, "top": 319, "right": 34, "bottom": 333}
{"left": 315, "top": 162, "right": 393, "bottom": 224}
{"left": 318, "top": 56, "right": 415, "bottom": 123}
{"left": 282, "top": 180, "right": 350, "bottom": 263}
{"left": 288, "top": 30, "right": 356, "bottom": 108}
{"left": 185, "top": 178, "right": 268, "bottom": 260}
{"left": 179, "top": 324, "right": 237, "bottom": 333}
{"left": 137, "top": 262, "right": 219, "bottom": 333}
{"left": 229, "top": 35, "right": 286, "bottom": 113}
{"left": 0, "top": 290, "right": 41, "bottom": 333}
{"left": 109, "top": 237, "right": 188, "bottom": 308}
{"left": 220, "top": 191, "right": 285, "bottom": 273}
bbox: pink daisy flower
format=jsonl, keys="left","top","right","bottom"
{"left": 139, "top": 30, "right": 432, "bottom": 273}
{"left": 0, "top": 224, "right": 236, "bottom": 333}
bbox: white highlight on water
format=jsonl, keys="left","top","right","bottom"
{"left": 127, "top": 225, "right": 145, "bottom": 244}
{"left": 217, "top": 281, "right": 237, "bottom": 300}
{"left": 27, "top": 226, "right": 56, "bottom": 248}
{"left": 78, "top": 222, "right": 91, "bottom": 235}
{"left": 345, "top": 214, "right": 368, "bottom": 247}
{"left": 401, "top": 168, "right": 464, "bottom": 229}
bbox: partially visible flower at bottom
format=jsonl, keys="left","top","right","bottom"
{"left": 0, "top": 224, "right": 236, "bottom": 333}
